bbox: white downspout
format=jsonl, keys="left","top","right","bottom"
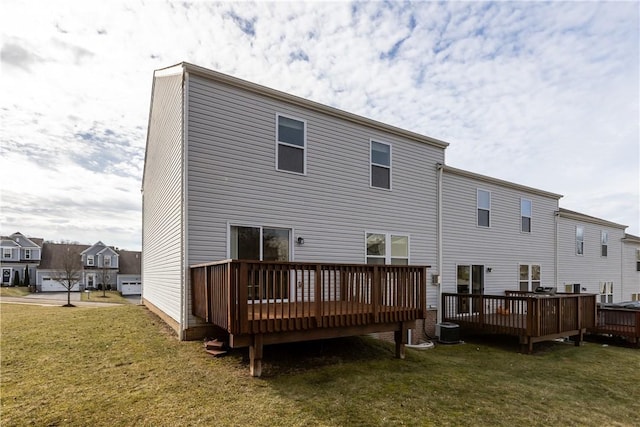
{"left": 180, "top": 68, "right": 189, "bottom": 340}
{"left": 436, "top": 163, "right": 444, "bottom": 325}
{"left": 554, "top": 211, "right": 559, "bottom": 288}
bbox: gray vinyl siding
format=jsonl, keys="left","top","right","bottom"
{"left": 184, "top": 74, "right": 444, "bottom": 326}
{"left": 622, "top": 239, "right": 640, "bottom": 300}
{"left": 441, "top": 170, "right": 559, "bottom": 295}
{"left": 557, "top": 218, "right": 625, "bottom": 299}
{"left": 142, "top": 72, "right": 185, "bottom": 324}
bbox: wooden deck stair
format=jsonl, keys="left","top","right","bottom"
{"left": 204, "top": 339, "right": 228, "bottom": 357}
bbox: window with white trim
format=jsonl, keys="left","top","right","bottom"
{"left": 276, "top": 114, "right": 306, "bottom": 174}
{"left": 24, "top": 249, "right": 31, "bottom": 260}
{"left": 3, "top": 248, "right": 11, "bottom": 259}
{"left": 521, "top": 198, "right": 532, "bottom": 233}
{"left": 519, "top": 264, "right": 541, "bottom": 292}
{"left": 600, "top": 281, "right": 613, "bottom": 304}
{"left": 636, "top": 249, "right": 640, "bottom": 272}
{"left": 601, "top": 231, "right": 608, "bottom": 257}
{"left": 87, "top": 255, "right": 94, "bottom": 266}
{"left": 104, "top": 256, "right": 111, "bottom": 267}
{"left": 576, "top": 226, "right": 584, "bottom": 255}
{"left": 477, "top": 189, "right": 491, "bottom": 227}
{"left": 370, "top": 141, "right": 391, "bottom": 189}
{"left": 366, "top": 233, "right": 408, "bottom": 265}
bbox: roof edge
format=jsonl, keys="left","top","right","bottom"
{"left": 558, "top": 208, "right": 628, "bottom": 230}
{"left": 443, "top": 165, "right": 563, "bottom": 200}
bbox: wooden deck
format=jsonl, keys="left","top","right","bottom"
{"left": 589, "top": 305, "right": 640, "bottom": 346}
{"left": 442, "top": 291, "right": 596, "bottom": 353}
{"left": 191, "top": 260, "right": 428, "bottom": 376}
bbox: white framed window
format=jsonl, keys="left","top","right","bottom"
{"left": 521, "top": 198, "right": 532, "bottom": 233}
{"left": 600, "top": 281, "right": 613, "bottom": 304}
{"left": 276, "top": 114, "right": 306, "bottom": 174}
{"left": 370, "top": 140, "right": 391, "bottom": 190}
{"left": 365, "top": 232, "right": 409, "bottom": 265}
{"left": 477, "top": 189, "right": 491, "bottom": 227}
{"left": 519, "top": 264, "right": 541, "bottom": 292}
{"left": 104, "top": 256, "right": 111, "bottom": 267}
{"left": 3, "top": 248, "right": 11, "bottom": 259}
{"left": 576, "top": 226, "right": 584, "bottom": 255}
{"left": 24, "top": 249, "right": 31, "bottom": 260}
{"left": 87, "top": 255, "right": 94, "bottom": 266}
{"left": 601, "top": 231, "right": 608, "bottom": 257}
{"left": 636, "top": 249, "right": 640, "bottom": 272}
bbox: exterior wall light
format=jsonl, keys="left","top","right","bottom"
{"left": 297, "top": 237, "right": 305, "bottom": 245}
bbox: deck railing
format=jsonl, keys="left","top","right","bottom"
{"left": 191, "top": 260, "right": 428, "bottom": 336}
{"left": 590, "top": 305, "right": 640, "bottom": 345}
{"left": 442, "top": 292, "right": 596, "bottom": 338}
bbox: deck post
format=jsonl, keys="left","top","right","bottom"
{"left": 394, "top": 321, "right": 409, "bottom": 359}
{"left": 249, "top": 334, "right": 263, "bottom": 377}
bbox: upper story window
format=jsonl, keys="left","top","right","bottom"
{"left": 601, "top": 231, "right": 608, "bottom": 257}
{"left": 521, "top": 199, "right": 532, "bottom": 233}
{"left": 24, "top": 249, "right": 31, "bottom": 260}
{"left": 370, "top": 141, "right": 391, "bottom": 190}
{"left": 576, "top": 226, "right": 584, "bottom": 255}
{"left": 3, "top": 248, "right": 11, "bottom": 258}
{"left": 276, "top": 114, "right": 306, "bottom": 174}
{"left": 87, "top": 255, "right": 94, "bottom": 266}
{"left": 366, "top": 233, "right": 408, "bottom": 265}
{"left": 104, "top": 256, "right": 111, "bottom": 267}
{"left": 636, "top": 249, "right": 640, "bottom": 272}
{"left": 477, "top": 189, "right": 491, "bottom": 227}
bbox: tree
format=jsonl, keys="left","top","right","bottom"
{"left": 51, "top": 247, "right": 82, "bottom": 307}
{"left": 12, "top": 270, "right": 20, "bottom": 287}
{"left": 23, "top": 267, "right": 30, "bottom": 286}
{"left": 96, "top": 263, "right": 112, "bottom": 298}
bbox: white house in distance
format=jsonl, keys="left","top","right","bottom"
{"left": 142, "top": 62, "right": 639, "bottom": 343}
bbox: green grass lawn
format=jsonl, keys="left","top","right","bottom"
{"left": 1, "top": 303, "right": 638, "bottom": 426}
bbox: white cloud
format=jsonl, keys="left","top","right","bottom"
{"left": 1, "top": 0, "right": 638, "bottom": 249}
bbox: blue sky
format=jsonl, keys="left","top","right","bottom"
{"left": 1, "top": 0, "right": 638, "bottom": 250}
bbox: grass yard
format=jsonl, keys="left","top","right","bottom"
{"left": 80, "top": 290, "right": 129, "bottom": 304}
{"left": 0, "top": 287, "right": 30, "bottom": 297}
{"left": 1, "top": 303, "right": 638, "bottom": 426}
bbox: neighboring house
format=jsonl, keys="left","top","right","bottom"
{"left": 557, "top": 209, "right": 629, "bottom": 303}
{"left": 117, "top": 250, "right": 142, "bottom": 296}
{"left": 37, "top": 243, "right": 88, "bottom": 292}
{"left": 0, "top": 232, "right": 43, "bottom": 286}
{"left": 81, "top": 241, "right": 119, "bottom": 290}
{"left": 35, "top": 241, "right": 141, "bottom": 294}
{"left": 439, "top": 166, "right": 562, "bottom": 322}
{"left": 622, "top": 234, "right": 640, "bottom": 301}
{"left": 142, "top": 62, "right": 448, "bottom": 340}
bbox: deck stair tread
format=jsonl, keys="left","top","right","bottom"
{"left": 204, "top": 339, "right": 228, "bottom": 357}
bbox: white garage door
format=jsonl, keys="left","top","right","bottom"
{"left": 121, "top": 282, "right": 141, "bottom": 295}
{"left": 41, "top": 278, "right": 80, "bottom": 292}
